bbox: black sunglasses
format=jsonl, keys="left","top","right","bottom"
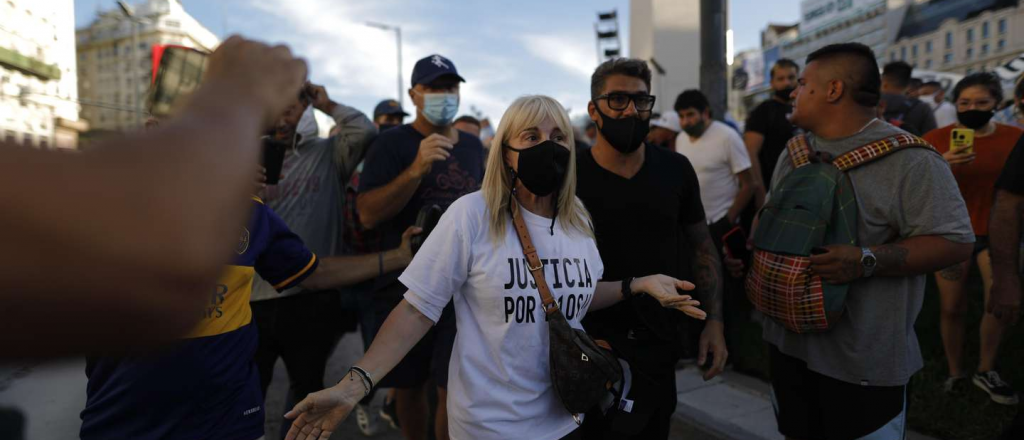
{"left": 595, "top": 93, "right": 656, "bottom": 112}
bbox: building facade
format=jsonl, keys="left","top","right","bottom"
{"left": 888, "top": 0, "right": 1023, "bottom": 76}
{"left": 630, "top": 0, "right": 703, "bottom": 116}
{"left": 76, "top": 0, "right": 217, "bottom": 134}
{"left": 0, "top": 0, "right": 85, "bottom": 149}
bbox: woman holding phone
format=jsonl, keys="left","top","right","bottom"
{"left": 282, "top": 95, "right": 707, "bottom": 440}
{"left": 923, "top": 72, "right": 1023, "bottom": 406}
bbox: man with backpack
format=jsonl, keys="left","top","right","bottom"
{"left": 880, "top": 61, "right": 937, "bottom": 136}
{"left": 751, "top": 43, "right": 973, "bottom": 440}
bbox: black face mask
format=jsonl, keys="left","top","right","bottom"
{"left": 506, "top": 140, "right": 570, "bottom": 197}
{"left": 957, "top": 109, "right": 995, "bottom": 129}
{"left": 775, "top": 87, "right": 796, "bottom": 101}
{"left": 378, "top": 123, "right": 400, "bottom": 133}
{"left": 682, "top": 120, "right": 707, "bottom": 138}
{"left": 595, "top": 106, "right": 650, "bottom": 154}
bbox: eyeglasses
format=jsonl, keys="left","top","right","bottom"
{"left": 595, "top": 93, "right": 656, "bottom": 112}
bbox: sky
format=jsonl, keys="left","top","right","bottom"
{"left": 74, "top": 0, "right": 802, "bottom": 123}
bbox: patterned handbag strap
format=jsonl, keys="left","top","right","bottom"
{"left": 831, "top": 133, "right": 936, "bottom": 171}
{"left": 510, "top": 204, "right": 560, "bottom": 317}
{"left": 785, "top": 134, "right": 814, "bottom": 169}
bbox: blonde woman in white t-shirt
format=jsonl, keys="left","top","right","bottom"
{"left": 283, "top": 95, "right": 707, "bottom": 440}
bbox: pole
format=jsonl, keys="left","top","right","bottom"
{"left": 396, "top": 27, "right": 403, "bottom": 109}
{"left": 700, "top": 0, "right": 727, "bottom": 121}
{"left": 132, "top": 19, "right": 140, "bottom": 128}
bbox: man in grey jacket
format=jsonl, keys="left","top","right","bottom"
{"left": 250, "top": 82, "right": 376, "bottom": 438}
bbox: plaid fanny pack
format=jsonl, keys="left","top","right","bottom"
{"left": 746, "top": 132, "right": 934, "bottom": 333}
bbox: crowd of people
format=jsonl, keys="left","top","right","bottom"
{"left": 1, "top": 34, "right": 1023, "bottom": 440}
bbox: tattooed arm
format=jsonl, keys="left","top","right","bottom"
{"left": 683, "top": 220, "right": 728, "bottom": 380}
{"left": 683, "top": 220, "right": 724, "bottom": 321}
{"left": 810, "top": 237, "right": 972, "bottom": 284}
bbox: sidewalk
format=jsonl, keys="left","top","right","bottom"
{"left": 672, "top": 367, "right": 941, "bottom": 440}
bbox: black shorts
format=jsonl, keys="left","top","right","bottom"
{"left": 974, "top": 235, "right": 990, "bottom": 256}
{"left": 375, "top": 282, "right": 456, "bottom": 389}
{"left": 769, "top": 345, "right": 907, "bottom": 440}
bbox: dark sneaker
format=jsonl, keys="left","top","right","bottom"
{"left": 973, "top": 371, "right": 1020, "bottom": 405}
{"left": 379, "top": 395, "right": 400, "bottom": 430}
{"left": 943, "top": 376, "right": 966, "bottom": 394}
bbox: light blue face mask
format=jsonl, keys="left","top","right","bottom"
{"left": 419, "top": 93, "right": 459, "bottom": 126}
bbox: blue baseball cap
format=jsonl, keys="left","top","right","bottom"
{"left": 373, "top": 99, "right": 409, "bottom": 118}
{"left": 411, "top": 54, "right": 466, "bottom": 87}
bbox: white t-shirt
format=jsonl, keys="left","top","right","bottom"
{"left": 934, "top": 101, "right": 958, "bottom": 129}
{"left": 400, "top": 192, "right": 605, "bottom": 440}
{"left": 675, "top": 120, "right": 752, "bottom": 224}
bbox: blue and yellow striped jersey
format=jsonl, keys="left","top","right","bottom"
{"left": 81, "top": 197, "right": 318, "bottom": 440}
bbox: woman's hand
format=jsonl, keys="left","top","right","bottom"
{"left": 943, "top": 148, "right": 976, "bottom": 165}
{"left": 630, "top": 275, "right": 707, "bottom": 320}
{"left": 284, "top": 377, "right": 363, "bottom": 440}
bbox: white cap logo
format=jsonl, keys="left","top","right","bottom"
{"left": 431, "top": 55, "right": 450, "bottom": 69}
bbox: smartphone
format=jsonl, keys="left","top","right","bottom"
{"left": 951, "top": 128, "right": 975, "bottom": 155}
{"left": 147, "top": 45, "right": 209, "bottom": 118}
{"left": 722, "top": 226, "right": 749, "bottom": 261}
{"left": 261, "top": 136, "right": 288, "bottom": 185}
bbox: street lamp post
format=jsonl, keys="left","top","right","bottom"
{"left": 366, "top": 22, "right": 404, "bottom": 110}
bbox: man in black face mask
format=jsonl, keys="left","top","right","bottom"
{"left": 373, "top": 99, "right": 410, "bottom": 133}
{"left": 880, "top": 61, "right": 937, "bottom": 136}
{"left": 744, "top": 58, "right": 800, "bottom": 209}
{"left": 575, "top": 58, "right": 727, "bottom": 440}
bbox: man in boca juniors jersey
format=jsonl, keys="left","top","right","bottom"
{"left": 79, "top": 196, "right": 419, "bottom": 440}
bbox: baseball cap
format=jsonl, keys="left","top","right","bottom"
{"left": 651, "top": 113, "right": 682, "bottom": 133}
{"left": 411, "top": 54, "right": 466, "bottom": 87}
{"left": 373, "top": 99, "right": 409, "bottom": 119}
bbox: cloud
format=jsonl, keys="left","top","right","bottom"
{"left": 520, "top": 34, "right": 598, "bottom": 80}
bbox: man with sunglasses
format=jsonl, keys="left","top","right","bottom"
{"left": 575, "top": 58, "right": 727, "bottom": 440}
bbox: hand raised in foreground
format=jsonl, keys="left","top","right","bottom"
{"left": 630, "top": 275, "right": 707, "bottom": 320}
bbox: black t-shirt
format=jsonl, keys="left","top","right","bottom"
{"left": 359, "top": 124, "right": 485, "bottom": 290}
{"left": 745, "top": 98, "right": 798, "bottom": 188}
{"left": 996, "top": 135, "right": 1024, "bottom": 195}
{"left": 575, "top": 144, "right": 705, "bottom": 361}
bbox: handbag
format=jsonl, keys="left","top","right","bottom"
{"left": 510, "top": 204, "right": 623, "bottom": 418}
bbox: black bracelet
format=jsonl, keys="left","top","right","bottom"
{"left": 340, "top": 369, "right": 371, "bottom": 396}
{"left": 621, "top": 277, "right": 635, "bottom": 301}
{"left": 351, "top": 366, "right": 375, "bottom": 391}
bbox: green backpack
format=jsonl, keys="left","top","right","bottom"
{"left": 745, "top": 132, "right": 934, "bottom": 333}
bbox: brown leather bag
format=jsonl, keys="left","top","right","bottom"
{"left": 510, "top": 204, "right": 623, "bottom": 418}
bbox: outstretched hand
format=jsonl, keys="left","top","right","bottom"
{"left": 284, "top": 382, "right": 359, "bottom": 440}
{"left": 631, "top": 275, "right": 707, "bottom": 320}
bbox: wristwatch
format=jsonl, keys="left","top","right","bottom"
{"left": 861, "top": 247, "right": 877, "bottom": 278}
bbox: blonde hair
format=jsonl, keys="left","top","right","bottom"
{"left": 482, "top": 95, "right": 594, "bottom": 242}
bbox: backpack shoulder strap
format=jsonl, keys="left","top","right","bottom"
{"left": 832, "top": 133, "right": 937, "bottom": 172}
{"left": 786, "top": 134, "right": 814, "bottom": 169}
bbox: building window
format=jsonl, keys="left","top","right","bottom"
{"left": 912, "top": 45, "right": 918, "bottom": 58}
{"left": 4, "top": 131, "right": 14, "bottom": 144}
{"left": 1000, "top": 18, "right": 1007, "bottom": 34}
{"left": 983, "top": 22, "right": 990, "bottom": 39}
{"left": 926, "top": 41, "right": 933, "bottom": 53}
{"left": 891, "top": 51, "right": 897, "bottom": 62}
{"left": 999, "top": 39, "right": 1006, "bottom": 51}
{"left": 967, "top": 28, "right": 974, "bottom": 43}
{"left": 982, "top": 43, "right": 989, "bottom": 55}
{"left": 967, "top": 47, "right": 973, "bottom": 59}
{"left": 967, "top": 67, "right": 975, "bottom": 74}
{"left": 22, "top": 134, "right": 32, "bottom": 146}
{"left": 926, "top": 59, "right": 933, "bottom": 69}
{"left": 39, "top": 138, "right": 49, "bottom": 149}
{"left": 901, "top": 46, "right": 906, "bottom": 60}
{"left": 945, "top": 53, "right": 953, "bottom": 64}
{"left": 165, "top": 20, "right": 180, "bottom": 28}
